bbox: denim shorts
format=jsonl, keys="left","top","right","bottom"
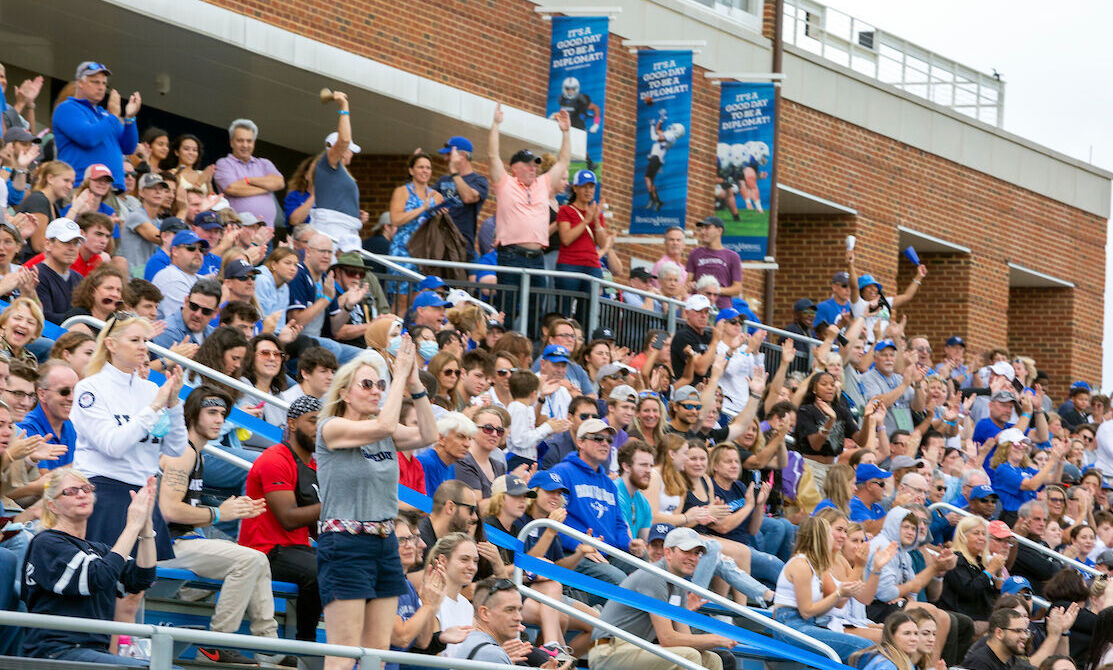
{"left": 317, "top": 531, "right": 406, "bottom": 606}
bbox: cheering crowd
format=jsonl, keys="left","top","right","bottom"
{"left": 0, "top": 58, "right": 1112, "bottom": 670}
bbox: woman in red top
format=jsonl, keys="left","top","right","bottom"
{"left": 554, "top": 169, "right": 608, "bottom": 325}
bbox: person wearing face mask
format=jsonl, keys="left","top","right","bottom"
{"left": 362, "top": 315, "right": 401, "bottom": 395}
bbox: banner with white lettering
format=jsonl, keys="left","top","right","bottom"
{"left": 630, "top": 50, "right": 693, "bottom": 234}
{"left": 715, "top": 81, "right": 775, "bottom": 260}
{"left": 547, "top": 16, "right": 609, "bottom": 175}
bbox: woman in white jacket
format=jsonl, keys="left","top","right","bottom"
{"left": 70, "top": 312, "right": 187, "bottom": 622}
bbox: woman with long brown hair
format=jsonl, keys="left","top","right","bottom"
{"left": 427, "top": 350, "right": 462, "bottom": 410}
{"left": 388, "top": 151, "right": 444, "bottom": 308}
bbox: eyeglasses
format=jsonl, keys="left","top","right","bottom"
{"left": 61, "top": 484, "right": 96, "bottom": 496}
{"left": 357, "top": 378, "right": 387, "bottom": 392}
{"left": 397, "top": 535, "right": 419, "bottom": 546}
{"left": 478, "top": 424, "right": 506, "bottom": 436}
{"left": 496, "top": 368, "right": 515, "bottom": 377}
{"left": 578, "top": 413, "right": 599, "bottom": 421}
{"left": 452, "top": 500, "right": 478, "bottom": 515}
{"left": 480, "top": 578, "right": 517, "bottom": 606}
{"left": 5, "top": 389, "right": 35, "bottom": 401}
{"left": 1048, "top": 497, "right": 1066, "bottom": 504}
{"left": 679, "top": 403, "right": 701, "bottom": 411}
{"left": 441, "top": 368, "right": 460, "bottom": 377}
{"left": 585, "top": 434, "right": 614, "bottom": 445}
{"left": 186, "top": 301, "right": 216, "bottom": 316}
{"left": 256, "top": 349, "right": 286, "bottom": 361}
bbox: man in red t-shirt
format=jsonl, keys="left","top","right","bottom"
{"left": 23, "top": 211, "right": 113, "bottom": 276}
{"left": 239, "top": 395, "right": 322, "bottom": 642}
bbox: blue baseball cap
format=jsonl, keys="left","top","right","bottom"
{"left": 855, "top": 463, "right": 892, "bottom": 484}
{"left": 874, "top": 339, "right": 897, "bottom": 352}
{"left": 1071, "top": 380, "right": 1092, "bottom": 392}
{"left": 194, "top": 210, "right": 223, "bottom": 230}
{"left": 528, "top": 470, "right": 568, "bottom": 493}
{"left": 1000, "top": 576, "right": 1032, "bottom": 595}
{"left": 170, "top": 230, "right": 210, "bottom": 250}
{"left": 715, "top": 307, "right": 741, "bottom": 324}
{"left": 412, "top": 291, "right": 449, "bottom": 309}
{"left": 945, "top": 335, "right": 965, "bottom": 347}
{"left": 417, "top": 276, "right": 446, "bottom": 292}
{"left": 541, "top": 344, "right": 571, "bottom": 363}
{"left": 572, "top": 169, "right": 597, "bottom": 186}
{"left": 857, "top": 274, "right": 882, "bottom": 291}
{"left": 648, "top": 523, "right": 674, "bottom": 544}
{"left": 438, "top": 136, "right": 474, "bottom": 154}
{"left": 970, "top": 484, "right": 998, "bottom": 501}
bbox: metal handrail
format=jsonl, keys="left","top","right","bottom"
{"left": 926, "top": 502, "right": 1101, "bottom": 577}
{"left": 745, "top": 320, "right": 822, "bottom": 347}
{"left": 0, "top": 611, "right": 520, "bottom": 670}
{"left": 60, "top": 315, "right": 292, "bottom": 413}
{"left": 514, "top": 518, "right": 842, "bottom": 665}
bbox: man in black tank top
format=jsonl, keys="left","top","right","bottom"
{"left": 156, "top": 386, "right": 291, "bottom": 666}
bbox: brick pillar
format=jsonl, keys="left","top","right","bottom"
{"left": 1008, "top": 286, "right": 1076, "bottom": 400}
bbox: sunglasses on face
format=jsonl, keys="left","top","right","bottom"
{"left": 186, "top": 301, "right": 216, "bottom": 316}
{"left": 578, "top": 413, "right": 599, "bottom": 421}
{"left": 585, "top": 434, "right": 614, "bottom": 445}
{"left": 496, "top": 368, "right": 514, "bottom": 377}
{"left": 181, "top": 244, "right": 202, "bottom": 253}
{"left": 357, "top": 378, "right": 387, "bottom": 392}
{"left": 441, "top": 369, "right": 460, "bottom": 377}
{"left": 478, "top": 424, "right": 505, "bottom": 436}
{"left": 61, "top": 484, "right": 96, "bottom": 496}
{"left": 256, "top": 349, "right": 285, "bottom": 360}
{"left": 452, "top": 500, "right": 478, "bottom": 515}
{"left": 679, "top": 403, "right": 701, "bottom": 411}
{"left": 50, "top": 387, "right": 74, "bottom": 397}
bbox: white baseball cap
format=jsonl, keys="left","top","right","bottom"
{"left": 325, "top": 131, "right": 361, "bottom": 154}
{"left": 45, "top": 218, "right": 85, "bottom": 243}
{"left": 684, "top": 294, "right": 712, "bottom": 312}
{"left": 663, "top": 527, "right": 706, "bottom": 552}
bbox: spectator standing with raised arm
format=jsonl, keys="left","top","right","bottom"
{"left": 312, "top": 91, "right": 365, "bottom": 242}
{"left": 213, "top": 119, "right": 285, "bottom": 227}
{"left": 434, "top": 137, "right": 488, "bottom": 257}
{"left": 52, "top": 61, "right": 140, "bottom": 191}
{"left": 488, "top": 104, "right": 571, "bottom": 324}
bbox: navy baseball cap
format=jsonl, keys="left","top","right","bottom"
{"left": 223, "top": 259, "right": 260, "bottom": 280}
{"left": 793, "top": 298, "right": 817, "bottom": 312}
{"left": 696, "top": 216, "right": 724, "bottom": 229}
{"left": 510, "top": 149, "right": 541, "bottom": 165}
{"left": 171, "top": 230, "right": 209, "bottom": 250}
{"left": 832, "top": 271, "right": 850, "bottom": 285}
{"left": 946, "top": 336, "right": 965, "bottom": 347}
{"left": 417, "top": 276, "right": 446, "bottom": 292}
{"left": 158, "top": 217, "right": 188, "bottom": 235}
{"left": 648, "top": 523, "right": 674, "bottom": 544}
{"left": 439, "top": 136, "right": 474, "bottom": 154}
{"left": 1000, "top": 576, "right": 1032, "bottom": 595}
{"left": 592, "top": 327, "right": 616, "bottom": 341}
{"left": 412, "top": 291, "right": 449, "bottom": 309}
{"left": 855, "top": 463, "right": 892, "bottom": 484}
{"left": 970, "top": 485, "right": 998, "bottom": 501}
{"left": 541, "top": 344, "right": 571, "bottom": 363}
{"left": 572, "top": 169, "right": 597, "bottom": 186}
{"left": 528, "top": 470, "right": 568, "bottom": 493}
{"left": 194, "top": 210, "right": 223, "bottom": 230}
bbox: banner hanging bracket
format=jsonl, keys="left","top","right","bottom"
{"left": 705, "top": 72, "right": 785, "bottom": 87}
{"left": 535, "top": 7, "right": 622, "bottom": 19}
{"left": 622, "top": 40, "right": 706, "bottom": 55}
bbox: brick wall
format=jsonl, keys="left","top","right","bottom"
{"left": 204, "top": 0, "right": 1106, "bottom": 398}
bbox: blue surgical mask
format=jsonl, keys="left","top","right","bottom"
{"left": 419, "top": 341, "right": 439, "bottom": 360}
{"left": 386, "top": 335, "right": 402, "bottom": 355}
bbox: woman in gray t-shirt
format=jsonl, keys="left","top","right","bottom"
{"left": 316, "top": 336, "right": 438, "bottom": 669}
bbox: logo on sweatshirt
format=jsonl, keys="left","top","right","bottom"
{"left": 78, "top": 391, "right": 95, "bottom": 408}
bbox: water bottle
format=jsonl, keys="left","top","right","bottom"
{"left": 117, "top": 635, "right": 132, "bottom": 658}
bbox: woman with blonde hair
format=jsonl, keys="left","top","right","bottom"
{"left": 445, "top": 301, "right": 489, "bottom": 350}
{"left": 646, "top": 433, "right": 706, "bottom": 528}
{"left": 0, "top": 296, "right": 43, "bottom": 366}
{"left": 939, "top": 515, "right": 1003, "bottom": 625}
{"left": 991, "top": 429, "right": 1063, "bottom": 525}
{"left": 629, "top": 393, "right": 667, "bottom": 452}
{"left": 813, "top": 509, "right": 896, "bottom": 643}
{"left": 773, "top": 515, "right": 873, "bottom": 660}
{"left": 21, "top": 467, "right": 158, "bottom": 664}
{"left": 315, "top": 337, "right": 437, "bottom": 669}
{"left": 812, "top": 463, "right": 856, "bottom": 516}
{"left": 849, "top": 611, "right": 926, "bottom": 670}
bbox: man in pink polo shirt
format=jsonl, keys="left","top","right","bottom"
{"left": 487, "top": 103, "right": 571, "bottom": 327}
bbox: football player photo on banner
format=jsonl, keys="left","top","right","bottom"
{"left": 715, "top": 81, "right": 775, "bottom": 260}
{"left": 547, "top": 16, "right": 609, "bottom": 175}
{"left": 630, "top": 50, "right": 693, "bottom": 235}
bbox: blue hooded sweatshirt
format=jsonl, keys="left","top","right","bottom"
{"left": 52, "top": 97, "right": 139, "bottom": 191}
{"left": 550, "top": 452, "right": 632, "bottom": 553}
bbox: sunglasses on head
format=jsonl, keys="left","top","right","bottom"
{"left": 478, "top": 424, "right": 505, "bottom": 436}
{"left": 104, "top": 311, "right": 140, "bottom": 337}
{"left": 186, "top": 300, "right": 216, "bottom": 316}
{"left": 480, "top": 578, "right": 516, "bottom": 605}
{"left": 357, "top": 378, "right": 387, "bottom": 392}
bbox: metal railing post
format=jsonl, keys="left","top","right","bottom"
{"left": 149, "top": 630, "right": 175, "bottom": 670}
{"left": 360, "top": 651, "right": 382, "bottom": 670}
{"left": 588, "top": 283, "right": 601, "bottom": 334}
{"left": 518, "top": 273, "right": 531, "bottom": 333}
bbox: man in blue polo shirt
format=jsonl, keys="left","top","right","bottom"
{"left": 18, "top": 362, "right": 79, "bottom": 474}
{"left": 813, "top": 271, "right": 852, "bottom": 336}
{"left": 967, "top": 484, "right": 1000, "bottom": 521}
{"left": 849, "top": 463, "right": 891, "bottom": 535}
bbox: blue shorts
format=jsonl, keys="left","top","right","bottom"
{"left": 317, "top": 531, "right": 406, "bottom": 606}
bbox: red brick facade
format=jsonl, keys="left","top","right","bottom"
{"left": 206, "top": 0, "right": 1105, "bottom": 398}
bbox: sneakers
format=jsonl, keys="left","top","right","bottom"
{"left": 540, "top": 641, "right": 576, "bottom": 664}
{"left": 195, "top": 647, "right": 259, "bottom": 665}
{"left": 255, "top": 652, "right": 298, "bottom": 668}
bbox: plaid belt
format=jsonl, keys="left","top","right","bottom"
{"left": 319, "top": 518, "right": 395, "bottom": 537}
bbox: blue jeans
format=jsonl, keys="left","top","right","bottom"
{"left": 758, "top": 516, "right": 796, "bottom": 562}
{"left": 497, "top": 247, "right": 546, "bottom": 335}
{"left": 27, "top": 336, "right": 53, "bottom": 363}
{"left": 0, "top": 546, "right": 22, "bottom": 655}
{"left": 554, "top": 263, "right": 602, "bottom": 327}
{"left": 746, "top": 546, "right": 785, "bottom": 589}
{"left": 692, "top": 539, "right": 769, "bottom": 604}
{"left": 772, "top": 606, "right": 872, "bottom": 661}
{"left": 46, "top": 647, "right": 151, "bottom": 666}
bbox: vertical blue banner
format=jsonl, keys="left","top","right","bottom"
{"left": 547, "top": 16, "right": 609, "bottom": 174}
{"left": 715, "top": 82, "right": 775, "bottom": 260}
{"left": 630, "top": 50, "right": 693, "bottom": 235}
